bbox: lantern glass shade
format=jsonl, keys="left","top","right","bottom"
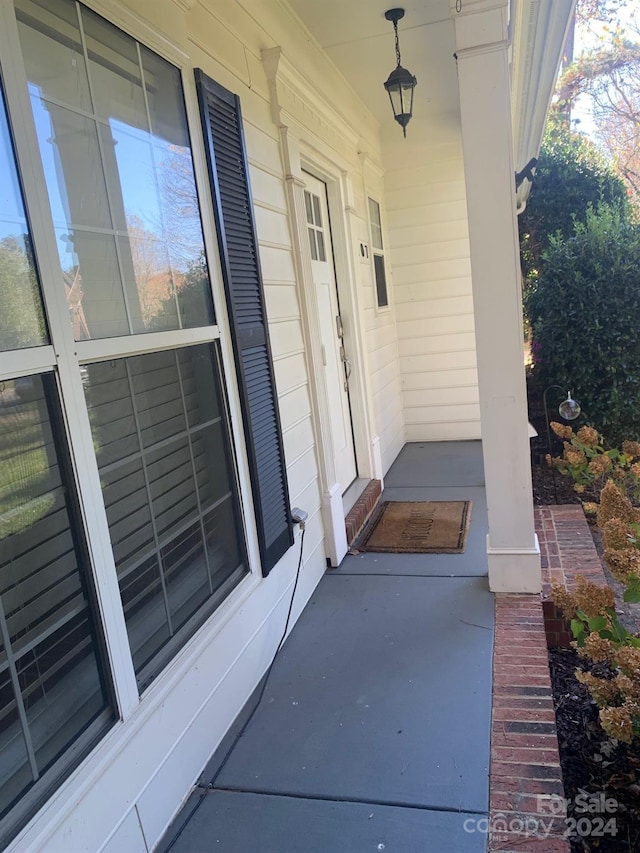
{"left": 384, "top": 65, "right": 417, "bottom": 134}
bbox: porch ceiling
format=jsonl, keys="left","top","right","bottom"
{"left": 286, "top": 0, "right": 460, "bottom": 127}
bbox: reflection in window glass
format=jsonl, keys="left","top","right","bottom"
{"left": 0, "top": 374, "right": 114, "bottom": 846}
{"left": 0, "top": 83, "right": 47, "bottom": 351}
{"left": 368, "top": 198, "right": 383, "bottom": 250}
{"left": 15, "top": 0, "right": 215, "bottom": 339}
{"left": 84, "top": 345, "right": 247, "bottom": 690}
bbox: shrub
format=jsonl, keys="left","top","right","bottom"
{"left": 527, "top": 205, "right": 640, "bottom": 444}
{"left": 519, "top": 123, "right": 630, "bottom": 292}
{"left": 550, "top": 430, "right": 640, "bottom": 745}
{"left": 546, "top": 423, "right": 640, "bottom": 500}
{"left": 552, "top": 576, "right": 640, "bottom": 743}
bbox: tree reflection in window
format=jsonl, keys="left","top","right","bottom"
{"left": 16, "top": 0, "right": 214, "bottom": 339}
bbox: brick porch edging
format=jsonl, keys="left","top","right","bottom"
{"left": 345, "top": 479, "right": 381, "bottom": 546}
{"left": 488, "top": 505, "right": 607, "bottom": 852}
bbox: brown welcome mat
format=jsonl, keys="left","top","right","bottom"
{"left": 356, "top": 500, "right": 472, "bottom": 554}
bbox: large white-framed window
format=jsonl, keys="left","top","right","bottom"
{"left": 0, "top": 0, "right": 256, "bottom": 842}
{"left": 0, "top": 69, "right": 116, "bottom": 846}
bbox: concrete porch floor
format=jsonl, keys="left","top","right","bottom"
{"left": 160, "top": 441, "right": 494, "bottom": 852}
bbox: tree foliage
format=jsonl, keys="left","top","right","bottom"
{"left": 575, "top": 0, "right": 628, "bottom": 25}
{"left": 556, "top": 3, "right": 640, "bottom": 200}
{"left": 526, "top": 205, "right": 640, "bottom": 443}
{"left": 518, "top": 122, "right": 629, "bottom": 290}
{"left": 0, "top": 235, "right": 47, "bottom": 348}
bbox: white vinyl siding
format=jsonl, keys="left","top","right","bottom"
{"left": 243, "top": 118, "right": 323, "bottom": 533}
{"left": 384, "top": 122, "right": 481, "bottom": 442}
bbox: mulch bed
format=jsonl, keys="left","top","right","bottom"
{"left": 549, "top": 648, "right": 640, "bottom": 852}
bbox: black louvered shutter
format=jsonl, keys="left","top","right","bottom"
{"left": 195, "top": 70, "right": 293, "bottom": 576}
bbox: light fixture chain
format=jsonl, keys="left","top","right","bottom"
{"left": 456, "top": 0, "right": 462, "bottom": 11}
{"left": 394, "top": 20, "right": 401, "bottom": 67}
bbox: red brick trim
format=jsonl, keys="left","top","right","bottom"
{"left": 536, "top": 505, "right": 607, "bottom": 594}
{"left": 536, "top": 506, "right": 607, "bottom": 647}
{"left": 489, "top": 505, "right": 608, "bottom": 852}
{"left": 490, "top": 594, "right": 568, "bottom": 852}
{"left": 345, "top": 479, "right": 381, "bottom": 546}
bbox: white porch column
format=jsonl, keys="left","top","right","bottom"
{"left": 451, "top": 0, "right": 540, "bottom": 593}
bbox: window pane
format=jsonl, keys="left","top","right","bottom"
{"left": 312, "top": 194, "right": 322, "bottom": 227}
{"left": 56, "top": 228, "right": 129, "bottom": 340}
{"left": 307, "top": 228, "right": 317, "bottom": 261}
{"left": 31, "top": 100, "right": 113, "bottom": 231}
{"left": 84, "top": 345, "right": 248, "bottom": 690}
{"left": 304, "top": 191, "right": 313, "bottom": 225}
{"left": 0, "top": 374, "right": 114, "bottom": 846}
{"left": 82, "top": 7, "right": 146, "bottom": 125}
{"left": 141, "top": 45, "right": 190, "bottom": 149}
{"left": 0, "top": 84, "right": 48, "bottom": 351}
{"left": 178, "top": 346, "right": 220, "bottom": 428}
{"left": 15, "top": 0, "right": 92, "bottom": 113}
{"left": 16, "top": 0, "right": 215, "bottom": 340}
{"left": 374, "top": 253, "right": 388, "bottom": 308}
{"left": 368, "top": 198, "right": 383, "bottom": 250}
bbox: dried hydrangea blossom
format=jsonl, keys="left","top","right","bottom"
{"left": 602, "top": 517, "right": 633, "bottom": 552}
{"left": 576, "top": 426, "right": 600, "bottom": 448}
{"left": 603, "top": 548, "right": 640, "bottom": 584}
{"left": 599, "top": 705, "right": 634, "bottom": 742}
{"left": 551, "top": 421, "right": 573, "bottom": 440}
{"left": 597, "top": 480, "right": 638, "bottom": 527}
{"left": 575, "top": 670, "right": 621, "bottom": 707}
{"left": 622, "top": 440, "right": 640, "bottom": 458}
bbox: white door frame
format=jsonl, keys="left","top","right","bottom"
{"left": 300, "top": 154, "right": 383, "bottom": 488}
{"left": 302, "top": 171, "right": 358, "bottom": 491}
{"left": 262, "top": 47, "right": 382, "bottom": 567}
{"left": 297, "top": 152, "right": 373, "bottom": 566}
{"left": 300, "top": 162, "right": 366, "bottom": 463}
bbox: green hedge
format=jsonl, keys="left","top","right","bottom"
{"left": 519, "top": 125, "right": 629, "bottom": 292}
{"left": 526, "top": 205, "right": 640, "bottom": 444}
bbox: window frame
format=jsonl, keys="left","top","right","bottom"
{"left": 0, "top": 0, "right": 264, "bottom": 730}
{"left": 367, "top": 196, "right": 390, "bottom": 312}
{"left": 0, "top": 371, "right": 119, "bottom": 849}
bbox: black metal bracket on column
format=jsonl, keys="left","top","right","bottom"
{"left": 515, "top": 157, "right": 538, "bottom": 191}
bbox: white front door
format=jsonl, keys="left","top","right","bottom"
{"left": 303, "top": 173, "right": 357, "bottom": 493}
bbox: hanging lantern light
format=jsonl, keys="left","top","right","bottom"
{"left": 383, "top": 8, "right": 417, "bottom": 138}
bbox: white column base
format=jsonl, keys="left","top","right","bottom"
{"left": 486, "top": 533, "right": 541, "bottom": 593}
{"left": 322, "top": 482, "right": 348, "bottom": 568}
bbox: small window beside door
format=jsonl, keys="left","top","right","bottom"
{"left": 368, "top": 198, "right": 388, "bottom": 308}
{"left": 304, "top": 190, "right": 326, "bottom": 262}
